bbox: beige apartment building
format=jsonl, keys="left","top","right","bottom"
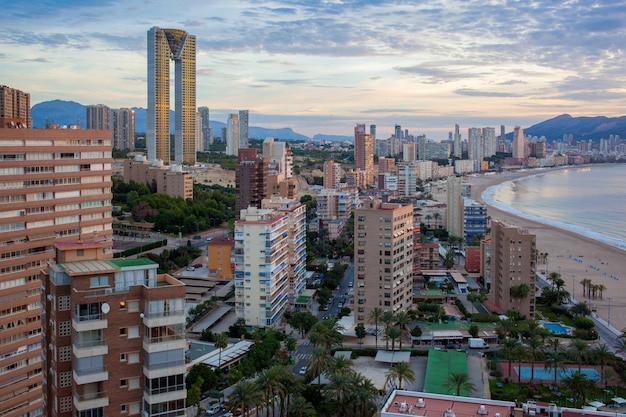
{"left": 123, "top": 156, "right": 193, "bottom": 199}
{"left": 354, "top": 200, "right": 414, "bottom": 324}
{"left": 0, "top": 126, "right": 113, "bottom": 417}
{"left": 490, "top": 220, "right": 536, "bottom": 319}
{"left": 41, "top": 240, "right": 187, "bottom": 417}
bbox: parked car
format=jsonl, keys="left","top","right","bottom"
{"left": 186, "top": 266, "right": 195, "bottom": 271}
{"left": 299, "top": 366, "right": 307, "bottom": 375}
{"left": 193, "top": 263, "right": 203, "bottom": 268}
{"left": 206, "top": 403, "right": 223, "bottom": 415}
{"left": 206, "top": 237, "right": 213, "bottom": 241}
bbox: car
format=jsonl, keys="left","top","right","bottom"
{"left": 206, "top": 404, "right": 223, "bottom": 415}
{"left": 186, "top": 266, "right": 195, "bottom": 271}
{"left": 206, "top": 237, "right": 213, "bottom": 241}
{"left": 193, "top": 263, "right": 203, "bottom": 268}
{"left": 320, "top": 304, "right": 328, "bottom": 311}
{"left": 338, "top": 302, "right": 344, "bottom": 308}
{"left": 348, "top": 281, "right": 353, "bottom": 287}
{"left": 299, "top": 366, "right": 307, "bottom": 375}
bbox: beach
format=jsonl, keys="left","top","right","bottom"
{"left": 466, "top": 169, "right": 626, "bottom": 334}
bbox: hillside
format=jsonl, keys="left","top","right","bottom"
{"left": 515, "top": 114, "right": 626, "bottom": 142}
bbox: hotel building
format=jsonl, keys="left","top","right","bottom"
{"left": 86, "top": 105, "right": 111, "bottom": 131}
{"left": 354, "top": 123, "right": 374, "bottom": 187}
{"left": 235, "top": 149, "right": 268, "bottom": 216}
{"left": 0, "top": 125, "right": 113, "bottom": 417}
{"left": 354, "top": 200, "right": 414, "bottom": 324}
{"left": 111, "top": 108, "right": 135, "bottom": 151}
{"left": 490, "top": 220, "right": 536, "bottom": 319}
{"left": 147, "top": 27, "right": 196, "bottom": 165}
{"left": 233, "top": 197, "right": 306, "bottom": 327}
{"left": 41, "top": 240, "right": 187, "bottom": 417}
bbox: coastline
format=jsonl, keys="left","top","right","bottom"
{"left": 466, "top": 167, "right": 626, "bottom": 333}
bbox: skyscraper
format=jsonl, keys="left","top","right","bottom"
{"left": 446, "top": 176, "right": 463, "bottom": 238}
{"left": 111, "top": 108, "right": 135, "bottom": 150}
{"left": 354, "top": 123, "right": 374, "bottom": 186}
{"left": 239, "top": 110, "right": 249, "bottom": 149}
{"left": 147, "top": 26, "right": 196, "bottom": 165}
{"left": 235, "top": 148, "right": 268, "bottom": 216}
{"left": 512, "top": 126, "right": 527, "bottom": 159}
{"left": 323, "top": 160, "right": 342, "bottom": 189}
{"left": 453, "top": 124, "right": 461, "bottom": 158}
{"left": 198, "top": 106, "right": 212, "bottom": 149}
{"left": 0, "top": 125, "right": 113, "bottom": 417}
{"left": 86, "top": 104, "right": 111, "bottom": 130}
{"left": 226, "top": 113, "right": 240, "bottom": 156}
{"left": 0, "top": 84, "right": 30, "bottom": 128}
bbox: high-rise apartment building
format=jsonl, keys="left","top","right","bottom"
{"left": 86, "top": 104, "right": 111, "bottom": 130}
{"left": 369, "top": 124, "right": 376, "bottom": 139}
{"left": 446, "top": 176, "right": 463, "bottom": 238}
{"left": 354, "top": 123, "right": 374, "bottom": 186}
{"left": 235, "top": 148, "right": 268, "bottom": 216}
{"left": 239, "top": 110, "right": 249, "bottom": 150}
{"left": 147, "top": 26, "right": 196, "bottom": 165}
{"left": 226, "top": 114, "right": 240, "bottom": 156}
{"left": 0, "top": 84, "right": 31, "bottom": 128}
{"left": 354, "top": 200, "right": 414, "bottom": 324}
{"left": 198, "top": 107, "right": 212, "bottom": 149}
{"left": 490, "top": 220, "right": 536, "bottom": 319}
{"left": 233, "top": 197, "right": 306, "bottom": 327}
{"left": 323, "top": 160, "right": 342, "bottom": 189}
{"left": 0, "top": 126, "right": 113, "bottom": 417}
{"left": 111, "top": 108, "right": 135, "bottom": 150}
{"left": 41, "top": 241, "right": 187, "bottom": 417}
{"left": 195, "top": 111, "right": 203, "bottom": 152}
{"left": 263, "top": 137, "right": 293, "bottom": 178}
{"left": 512, "top": 126, "right": 527, "bottom": 160}
{"left": 463, "top": 198, "right": 487, "bottom": 244}
{"left": 483, "top": 127, "right": 496, "bottom": 158}
{"left": 453, "top": 124, "right": 461, "bottom": 158}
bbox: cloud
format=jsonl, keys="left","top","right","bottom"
{"left": 20, "top": 57, "right": 51, "bottom": 63}
{"left": 455, "top": 89, "right": 522, "bottom": 98}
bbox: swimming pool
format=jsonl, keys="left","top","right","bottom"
{"left": 540, "top": 321, "right": 571, "bottom": 335}
{"left": 515, "top": 366, "right": 599, "bottom": 381}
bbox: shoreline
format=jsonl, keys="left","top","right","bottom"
{"left": 465, "top": 167, "right": 626, "bottom": 333}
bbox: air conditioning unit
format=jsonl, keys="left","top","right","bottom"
{"left": 104, "top": 288, "right": 113, "bottom": 295}
{"left": 19, "top": 210, "right": 25, "bottom": 216}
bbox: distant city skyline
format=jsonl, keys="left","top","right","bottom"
{"left": 3, "top": 1, "right": 626, "bottom": 140}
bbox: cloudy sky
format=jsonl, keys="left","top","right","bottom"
{"left": 2, "top": 0, "right": 625, "bottom": 139}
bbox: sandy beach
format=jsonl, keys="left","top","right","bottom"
{"left": 466, "top": 168, "right": 626, "bottom": 334}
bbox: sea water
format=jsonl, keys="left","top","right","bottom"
{"left": 482, "top": 164, "right": 626, "bottom": 251}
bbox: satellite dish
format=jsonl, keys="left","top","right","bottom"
{"left": 101, "top": 303, "right": 110, "bottom": 314}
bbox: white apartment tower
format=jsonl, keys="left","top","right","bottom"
{"left": 226, "top": 114, "right": 240, "bottom": 156}
{"left": 233, "top": 198, "right": 306, "bottom": 327}
{"left": 239, "top": 110, "right": 249, "bottom": 150}
{"left": 446, "top": 176, "right": 463, "bottom": 238}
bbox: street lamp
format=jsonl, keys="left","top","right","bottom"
{"left": 608, "top": 297, "right": 612, "bottom": 327}
{"left": 571, "top": 274, "right": 575, "bottom": 303}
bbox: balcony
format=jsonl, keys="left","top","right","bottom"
{"left": 73, "top": 366, "right": 108, "bottom": 385}
{"left": 142, "top": 408, "right": 187, "bottom": 417}
{"left": 143, "top": 385, "right": 186, "bottom": 404}
{"left": 74, "top": 391, "right": 109, "bottom": 411}
{"left": 143, "top": 334, "right": 186, "bottom": 354}
{"left": 142, "top": 309, "right": 185, "bottom": 328}
{"left": 72, "top": 314, "right": 108, "bottom": 332}
{"left": 143, "top": 360, "right": 186, "bottom": 379}
{"left": 73, "top": 338, "right": 108, "bottom": 358}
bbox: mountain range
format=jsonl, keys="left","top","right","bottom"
{"left": 30, "top": 100, "right": 626, "bottom": 142}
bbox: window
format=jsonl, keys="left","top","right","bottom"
{"left": 121, "top": 405, "right": 127, "bottom": 413}
{"left": 119, "top": 301, "right": 126, "bottom": 310}
{"left": 59, "top": 397, "right": 72, "bottom": 413}
{"left": 120, "top": 353, "right": 127, "bottom": 362}
{"left": 127, "top": 300, "right": 139, "bottom": 312}
{"left": 58, "top": 295, "right": 70, "bottom": 311}
{"left": 128, "top": 352, "right": 139, "bottom": 364}
{"left": 128, "top": 326, "right": 139, "bottom": 339}
{"left": 120, "top": 379, "right": 128, "bottom": 388}
{"left": 120, "top": 328, "right": 127, "bottom": 336}
{"left": 90, "top": 276, "right": 108, "bottom": 287}
{"left": 128, "top": 377, "right": 140, "bottom": 389}
{"left": 58, "top": 346, "right": 71, "bottom": 362}
{"left": 58, "top": 321, "right": 71, "bottom": 337}
{"left": 59, "top": 371, "right": 72, "bottom": 387}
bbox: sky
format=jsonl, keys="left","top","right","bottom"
{"left": 2, "top": 0, "right": 626, "bottom": 140}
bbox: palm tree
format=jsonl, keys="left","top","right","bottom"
{"left": 425, "top": 214, "right": 433, "bottom": 229}
{"left": 543, "top": 337, "right": 565, "bottom": 386}
{"left": 228, "top": 380, "right": 264, "bottom": 417}
{"left": 442, "top": 371, "right": 475, "bottom": 396}
{"left": 593, "top": 344, "right": 613, "bottom": 386}
{"left": 514, "top": 343, "right": 529, "bottom": 390}
{"left": 433, "top": 212, "right": 441, "bottom": 229}
{"left": 331, "top": 355, "right": 354, "bottom": 375}
{"left": 548, "top": 271, "right": 561, "bottom": 289}
{"left": 308, "top": 346, "right": 331, "bottom": 386}
{"left": 616, "top": 336, "right": 626, "bottom": 354}
{"left": 277, "top": 371, "right": 299, "bottom": 417}
{"left": 309, "top": 319, "right": 344, "bottom": 352}
{"left": 395, "top": 311, "right": 411, "bottom": 350}
{"left": 215, "top": 332, "right": 228, "bottom": 370}
{"left": 324, "top": 371, "right": 351, "bottom": 416}
{"left": 257, "top": 365, "right": 286, "bottom": 417}
{"left": 597, "top": 284, "right": 606, "bottom": 300}
{"left": 385, "top": 361, "right": 416, "bottom": 390}
{"left": 288, "top": 396, "right": 316, "bottom": 417}
{"left": 385, "top": 327, "right": 402, "bottom": 351}
{"left": 561, "top": 371, "right": 595, "bottom": 407}
{"left": 500, "top": 338, "right": 521, "bottom": 381}
{"left": 381, "top": 311, "right": 396, "bottom": 350}
{"left": 526, "top": 336, "right": 544, "bottom": 384}
{"left": 348, "top": 373, "right": 378, "bottom": 417}
{"left": 368, "top": 307, "right": 383, "bottom": 350}
{"left": 570, "top": 302, "right": 591, "bottom": 317}
{"left": 568, "top": 339, "right": 590, "bottom": 372}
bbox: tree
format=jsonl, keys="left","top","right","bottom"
{"left": 308, "top": 346, "right": 331, "bottom": 386}
{"left": 355, "top": 323, "right": 367, "bottom": 348}
{"left": 395, "top": 311, "right": 411, "bottom": 350}
{"left": 543, "top": 337, "right": 566, "bottom": 386}
{"left": 324, "top": 371, "right": 351, "bottom": 416}
{"left": 561, "top": 371, "right": 595, "bottom": 407}
{"left": 442, "top": 372, "right": 475, "bottom": 396}
{"left": 368, "top": 307, "right": 383, "bottom": 350}
{"left": 187, "top": 376, "right": 204, "bottom": 414}
{"left": 443, "top": 250, "right": 455, "bottom": 269}
{"left": 567, "top": 339, "right": 590, "bottom": 372}
{"left": 215, "top": 333, "right": 228, "bottom": 370}
{"left": 500, "top": 338, "right": 521, "bottom": 381}
{"left": 385, "top": 361, "right": 416, "bottom": 390}
{"left": 348, "top": 373, "right": 378, "bottom": 417}
{"left": 381, "top": 311, "right": 396, "bottom": 350}
{"left": 257, "top": 365, "right": 286, "bottom": 417}
{"left": 331, "top": 355, "right": 354, "bottom": 375}
{"left": 288, "top": 396, "right": 316, "bottom": 417}
{"left": 570, "top": 302, "right": 591, "bottom": 317}
{"left": 309, "top": 319, "right": 344, "bottom": 352}
{"left": 228, "top": 380, "right": 264, "bottom": 417}
{"left": 468, "top": 324, "right": 479, "bottom": 338}
{"left": 385, "top": 327, "right": 402, "bottom": 351}
{"left": 526, "top": 336, "right": 544, "bottom": 384}
{"left": 592, "top": 344, "right": 613, "bottom": 386}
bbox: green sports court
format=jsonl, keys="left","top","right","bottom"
{"left": 423, "top": 349, "right": 468, "bottom": 395}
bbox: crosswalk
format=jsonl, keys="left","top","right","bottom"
{"left": 294, "top": 352, "right": 312, "bottom": 360}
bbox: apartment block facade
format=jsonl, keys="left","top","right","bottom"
{"left": 490, "top": 220, "right": 536, "bottom": 319}
{"left": 235, "top": 149, "right": 268, "bottom": 217}
{"left": 0, "top": 85, "right": 30, "bottom": 128}
{"left": 0, "top": 127, "right": 113, "bottom": 417}
{"left": 354, "top": 200, "right": 414, "bottom": 324}
{"left": 41, "top": 242, "right": 186, "bottom": 417}
{"left": 123, "top": 156, "right": 193, "bottom": 199}
{"left": 233, "top": 198, "right": 306, "bottom": 328}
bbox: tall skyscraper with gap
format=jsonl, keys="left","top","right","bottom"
{"left": 147, "top": 27, "right": 196, "bottom": 165}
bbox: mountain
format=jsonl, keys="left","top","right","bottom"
{"left": 31, "top": 100, "right": 312, "bottom": 140}
{"left": 313, "top": 133, "right": 354, "bottom": 142}
{"left": 515, "top": 114, "right": 626, "bottom": 142}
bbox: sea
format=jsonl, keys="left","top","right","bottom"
{"left": 482, "top": 164, "right": 626, "bottom": 251}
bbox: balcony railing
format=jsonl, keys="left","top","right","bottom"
{"left": 144, "top": 334, "right": 184, "bottom": 344}
{"left": 143, "top": 309, "right": 184, "bottom": 319}
{"left": 74, "top": 338, "right": 105, "bottom": 349}
{"left": 144, "top": 384, "right": 185, "bottom": 396}
{"left": 74, "top": 391, "right": 107, "bottom": 402}
{"left": 74, "top": 365, "right": 107, "bottom": 377}
{"left": 75, "top": 312, "right": 103, "bottom": 322}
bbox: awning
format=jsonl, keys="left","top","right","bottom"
{"left": 588, "top": 401, "right": 605, "bottom": 408}
{"left": 613, "top": 397, "right": 626, "bottom": 405}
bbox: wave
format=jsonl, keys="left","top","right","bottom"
{"left": 482, "top": 175, "right": 626, "bottom": 252}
